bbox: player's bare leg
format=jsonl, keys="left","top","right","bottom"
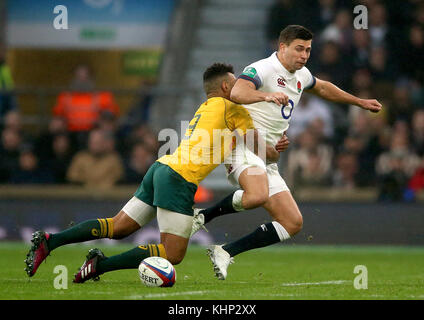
{"left": 238, "top": 168, "right": 269, "bottom": 209}
{"left": 207, "top": 192, "right": 301, "bottom": 280}
{"left": 111, "top": 210, "right": 142, "bottom": 239}
{"left": 160, "top": 232, "right": 189, "bottom": 265}
{"left": 262, "top": 191, "right": 303, "bottom": 237}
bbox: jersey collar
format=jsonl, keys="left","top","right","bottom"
{"left": 270, "top": 51, "right": 295, "bottom": 79}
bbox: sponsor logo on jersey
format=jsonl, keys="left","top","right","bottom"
{"left": 277, "top": 77, "right": 286, "bottom": 88}
{"left": 242, "top": 67, "right": 257, "bottom": 78}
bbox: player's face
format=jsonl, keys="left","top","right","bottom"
{"left": 280, "top": 39, "right": 312, "bottom": 72}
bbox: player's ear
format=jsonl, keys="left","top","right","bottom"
{"left": 221, "top": 79, "right": 229, "bottom": 93}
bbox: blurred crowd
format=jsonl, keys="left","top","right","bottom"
{"left": 0, "top": 63, "right": 158, "bottom": 189}
{"left": 267, "top": 0, "right": 424, "bottom": 201}
{"left": 1, "top": 0, "right": 424, "bottom": 201}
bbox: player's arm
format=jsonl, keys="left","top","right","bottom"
{"left": 230, "top": 78, "right": 289, "bottom": 106}
{"left": 228, "top": 100, "right": 280, "bottom": 163}
{"left": 306, "top": 77, "right": 382, "bottom": 113}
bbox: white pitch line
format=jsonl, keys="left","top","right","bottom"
{"left": 281, "top": 280, "right": 350, "bottom": 286}
{"left": 126, "top": 290, "right": 211, "bottom": 299}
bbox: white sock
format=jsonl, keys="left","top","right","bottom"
{"left": 232, "top": 190, "right": 245, "bottom": 211}
{"left": 272, "top": 221, "right": 291, "bottom": 241}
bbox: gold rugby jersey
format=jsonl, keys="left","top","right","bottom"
{"left": 158, "top": 97, "right": 254, "bottom": 185}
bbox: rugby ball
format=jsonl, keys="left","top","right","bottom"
{"left": 138, "top": 257, "right": 176, "bottom": 287}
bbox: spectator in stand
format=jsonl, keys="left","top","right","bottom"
{"left": 415, "top": 2, "right": 424, "bottom": 27}
{"left": 122, "top": 79, "right": 155, "bottom": 128}
{"left": 9, "top": 144, "right": 54, "bottom": 184}
{"left": 347, "top": 101, "right": 390, "bottom": 187}
{"left": 127, "top": 124, "right": 159, "bottom": 157}
{"left": 408, "top": 158, "right": 424, "bottom": 195}
{"left": 313, "top": 41, "right": 352, "bottom": 89}
{"left": 287, "top": 127, "right": 333, "bottom": 188}
{"left": 53, "top": 64, "right": 120, "bottom": 148}
{"left": 332, "top": 151, "right": 359, "bottom": 189}
{"left": 350, "top": 68, "right": 373, "bottom": 94}
{"left": 0, "top": 44, "right": 17, "bottom": 124}
{"left": 319, "top": 8, "right": 353, "bottom": 54}
{"left": 387, "top": 80, "right": 417, "bottom": 124}
{"left": 0, "top": 128, "right": 22, "bottom": 182}
{"left": 376, "top": 127, "right": 421, "bottom": 201}
{"left": 35, "top": 116, "right": 73, "bottom": 160}
{"left": 351, "top": 29, "right": 370, "bottom": 69}
{"left": 44, "top": 133, "right": 75, "bottom": 183}
{"left": 402, "top": 24, "right": 424, "bottom": 83}
{"left": 3, "top": 110, "right": 22, "bottom": 132}
{"left": 95, "top": 110, "right": 119, "bottom": 135}
{"left": 288, "top": 93, "right": 334, "bottom": 143}
{"left": 315, "top": 0, "right": 341, "bottom": 32}
{"left": 369, "top": 46, "right": 397, "bottom": 82}
{"left": 67, "top": 129, "right": 124, "bottom": 189}
{"left": 411, "top": 109, "right": 424, "bottom": 156}
{"left": 368, "top": 3, "right": 389, "bottom": 48}
{"left": 123, "top": 142, "right": 155, "bottom": 184}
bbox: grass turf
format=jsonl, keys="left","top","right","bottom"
{"left": 1, "top": 242, "right": 423, "bottom": 300}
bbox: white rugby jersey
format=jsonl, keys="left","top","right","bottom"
{"left": 239, "top": 52, "right": 316, "bottom": 145}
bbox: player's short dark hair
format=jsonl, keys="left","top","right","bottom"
{"left": 279, "top": 25, "right": 313, "bottom": 45}
{"left": 203, "top": 63, "right": 234, "bottom": 83}
{"left": 203, "top": 63, "right": 234, "bottom": 94}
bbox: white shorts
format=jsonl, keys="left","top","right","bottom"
{"left": 122, "top": 197, "right": 193, "bottom": 238}
{"left": 225, "top": 145, "right": 290, "bottom": 197}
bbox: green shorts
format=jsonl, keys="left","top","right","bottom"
{"left": 134, "top": 162, "right": 198, "bottom": 216}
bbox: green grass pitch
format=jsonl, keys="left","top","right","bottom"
{"left": 1, "top": 242, "right": 423, "bottom": 300}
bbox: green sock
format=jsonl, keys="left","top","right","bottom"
{"left": 47, "top": 218, "right": 114, "bottom": 251}
{"left": 97, "top": 244, "right": 167, "bottom": 274}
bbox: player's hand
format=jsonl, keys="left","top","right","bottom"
{"left": 264, "top": 92, "right": 289, "bottom": 106}
{"left": 359, "top": 99, "right": 382, "bottom": 113}
{"left": 275, "top": 132, "right": 290, "bottom": 152}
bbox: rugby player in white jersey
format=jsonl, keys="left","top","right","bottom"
{"left": 191, "top": 25, "right": 382, "bottom": 280}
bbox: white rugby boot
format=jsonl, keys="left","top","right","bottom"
{"left": 190, "top": 208, "right": 208, "bottom": 237}
{"left": 206, "top": 245, "right": 234, "bottom": 280}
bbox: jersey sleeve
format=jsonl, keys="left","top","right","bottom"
{"left": 225, "top": 101, "right": 255, "bottom": 134}
{"left": 303, "top": 66, "right": 316, "bottom": 90}
{"left": 238, "top": 63, "right": 264, "bottom": 89}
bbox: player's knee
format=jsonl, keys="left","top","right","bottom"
{"left": 166, "top": 252, "right": 185, "bottom": 265}
{"left": 276, "top": 214, "right": 303, "bottom": 237}
{"left": 162, "top": 244, "right": 187, "bottom": 265}
{"left": 286, "top": 215, "right": 303, "bottom": 236}
{"left": 111, "top": 224, "right": 129, "bottom": 239}
{"left": 111, "top": 212, "right": 138, "bottom": 239}
{"left": 256, "top": 193, "right": 269, "bottom": 207}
